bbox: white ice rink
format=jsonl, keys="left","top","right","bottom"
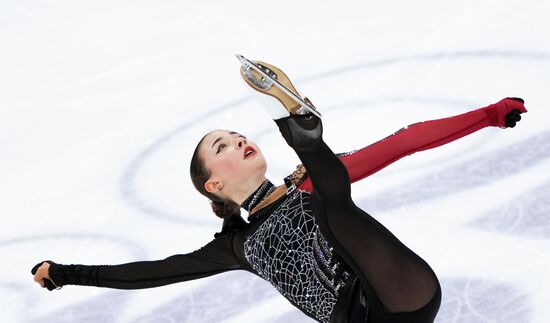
{"left": 1, "top": 1, "right": 549, "bottom": 322}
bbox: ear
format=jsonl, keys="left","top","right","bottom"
{"left": 205, "top": 179, "right": 223, "bottom": 194}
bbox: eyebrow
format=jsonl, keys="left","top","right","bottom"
{"left": 211, "top": 131, "right": 239, "bottom": 149}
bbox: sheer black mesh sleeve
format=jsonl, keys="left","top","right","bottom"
{"left": 48, "top": 233, "right": 240, "bottom": 290}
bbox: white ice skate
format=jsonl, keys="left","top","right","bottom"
{"left": 236, "top": 54, "right": 322, "bottom": 119}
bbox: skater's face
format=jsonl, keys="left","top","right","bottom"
{"left": 199, "top": 130, "right": 267, "bottom": 202}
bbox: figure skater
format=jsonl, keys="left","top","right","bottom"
{"left": 32, "top": 58, "right": 527, "bottom": 323}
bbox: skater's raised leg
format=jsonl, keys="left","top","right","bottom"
{"left": 239, "top": 57, "right": 442, "bottom": 321}
{"left": 276, "top": 114, "right": 441, "bottom": 321}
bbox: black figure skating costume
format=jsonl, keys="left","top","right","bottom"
{"left": 32, "top": 95, "right": 527, "bottom": 322}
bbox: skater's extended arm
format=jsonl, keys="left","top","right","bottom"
{"left": 32, "top": 233, "right": 240, "bottom": 290}
{"left": 297, "top": 98, "right": 527, "bottom": 191}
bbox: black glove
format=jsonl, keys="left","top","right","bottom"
{"left": 504, "top": 97, "right": 525, "bottom": 128}
{"left": 505, "top": 110, "right": 522, "bottom": 128}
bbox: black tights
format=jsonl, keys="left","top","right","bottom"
{"left": 278, "top": 117, "right": 441, "bottom": 322}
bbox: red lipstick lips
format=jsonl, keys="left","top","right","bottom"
{"left": 244, "top": 146, "right": 256, "bottom": 159}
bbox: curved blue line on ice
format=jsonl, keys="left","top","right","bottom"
{"left": 120, "top": 50, "right": 550, "bottom": 226}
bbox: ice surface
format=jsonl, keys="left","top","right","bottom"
{"left": 1, "top": 0, "right": 549, "bottom": 322}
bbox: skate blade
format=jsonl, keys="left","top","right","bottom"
{"left": 236, "top": 54, "right": 321, "bottom": 117}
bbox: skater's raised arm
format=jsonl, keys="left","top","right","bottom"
{"left": 295, "top": 98, "right": 527, "bottom": 192}
{"left": 32, "top": 233, "right": 240, "bottom": 290}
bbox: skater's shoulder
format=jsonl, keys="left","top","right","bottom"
{"left": 214, "top": 214, "right": 247, "bottom": 238}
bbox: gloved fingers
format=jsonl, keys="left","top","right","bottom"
{"left": 505, "top": 110, "right": 521, "bottom": 128}
{"left": 511, "top": 114, "right": 522, "bottom": 122}
{"left": 31, "top": 262, "right": 41, "bottom": 275}
{"left": 505, "top": 109, "right": 524, "bottom": 128}
{"left": 43, "top": 278, "right": 56, "bottom": 291}
{"left": 508, "top": 111, "right": 522, "bottom": 121}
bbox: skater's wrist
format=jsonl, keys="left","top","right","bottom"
{"left": 47, "top": 262, "right": 67, "bottom": 288}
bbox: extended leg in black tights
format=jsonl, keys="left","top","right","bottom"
{"left": 276, "top": 114, "right": 441, "bottom": 322}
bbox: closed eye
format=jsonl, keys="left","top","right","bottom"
{"left": 213, "top": 133, "right": 246, "bottom": 154}
{"left": 216, "top": 143, "right": 226, "bottom": 154}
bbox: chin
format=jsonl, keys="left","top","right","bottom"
{"left": 251, "top": 158, "right": 267, "bottom": 176}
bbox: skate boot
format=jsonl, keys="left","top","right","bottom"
{"left": 236, "top": 54, "right": 321, "bottom": 118}
{"left": 236, "top": 54, "right": 323, "bottom": 152}
{"left": 484, "top": 97, "right": 528, "bottom": 128}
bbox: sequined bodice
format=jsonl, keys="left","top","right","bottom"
{"left": 243, "top": 189, "right": 353, "bottom": 323}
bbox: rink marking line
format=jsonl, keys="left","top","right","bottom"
{"left": 122, "top": 50, "right": 550, "bottom": 226}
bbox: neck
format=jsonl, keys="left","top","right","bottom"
{"left": 226, "top": 176, "right": 268, "bottom": 206}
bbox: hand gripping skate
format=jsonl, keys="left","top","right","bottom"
{"left": 236, "top": 54, "right": 322, "bottom": 118}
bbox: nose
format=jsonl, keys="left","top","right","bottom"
{"left": 236, "top": 137, "right": 246, "bottom": 148}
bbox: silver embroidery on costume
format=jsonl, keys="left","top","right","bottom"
{"left": 336, "top": 150, "right": 358, "bottom": 158}
{"left": 244, "top": 190, "right": 352, "bottom": 323}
